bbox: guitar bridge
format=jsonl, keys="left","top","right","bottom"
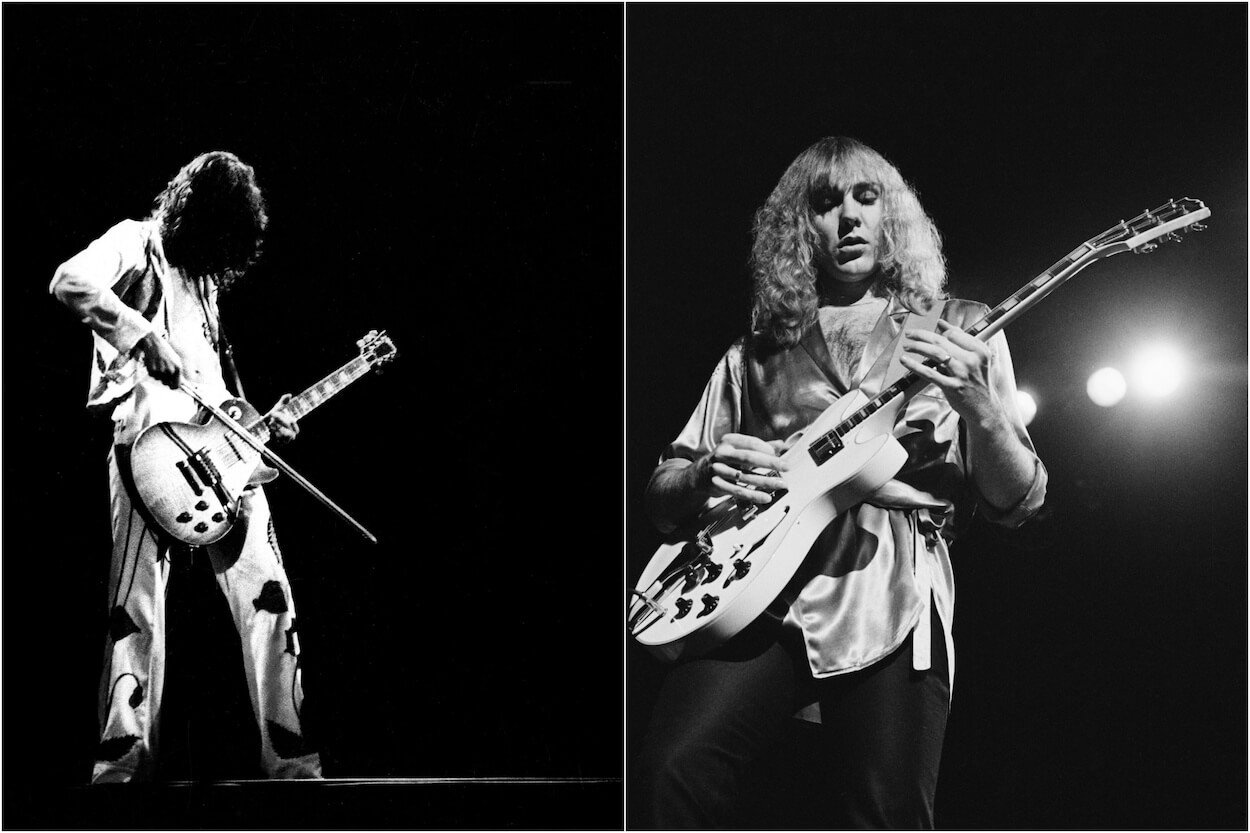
{"left": 188, "top": 449, "right": 235, "bottom": 516}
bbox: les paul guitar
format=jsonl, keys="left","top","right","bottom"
{"left": 131, "top": 330, "right": 397, "bottom": 546}
{"left": 628, "top": 198, "right": 1211, "bottom": 662}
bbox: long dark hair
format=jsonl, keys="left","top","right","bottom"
{"left": 152, "top": 151, "right": 268, "bottom": 290}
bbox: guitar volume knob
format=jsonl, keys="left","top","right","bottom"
{"left": 672, "top": 597, "right": 693, "bottom": 620}
{"left": 696, "top": 594, "right": 719, "bottom": 618}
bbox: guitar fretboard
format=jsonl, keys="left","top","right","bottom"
{"left": 285, "top": 355, "right": 374, "bottom": 420}
{"left": 246, "top": 355, "right": 375, "bottom": 440}
{"left": 805, "top": 244, "right": 1098, "bottom": 465}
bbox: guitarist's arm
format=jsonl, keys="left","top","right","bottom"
{"left": 645, "top": 340, "right": 788, "bottom": 534}
{"left": 51, "top": 221, "right": 156, "bottom": 356}
{"left": 646, "top": 437, "right": 788, "bottom": 534}
{"left": 51, "top": 220, "right": 183, "bottom": 389}
{"left": 901, "top": 320, "right": 1046, "bottom": 522}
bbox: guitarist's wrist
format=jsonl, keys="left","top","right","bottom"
{"left": 129, "top": 330, "right": 155, "bottom": 358}
{"left": 646, "top": 457, "right": 713, "bottom": 534}
{"left": 961, "top": 395, "right": 1010, "bottom": 437}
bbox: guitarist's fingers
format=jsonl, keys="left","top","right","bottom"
{"left": 714, "top": 442, "right": 787, "bottom": 472}
{"left": 722, "top": 433, "right": 785, "bottom": 457}
{"left": 144, "top": 342, "right": 183, "bottom": 389}
{"left": 936, "top": 319, "right": 992, "bottom": 360}
{"left": 709, "top": 474, "right": 775, "bottom": 505}
{"left": 739, "top": 471, "right": 787, "bottom": 493}
{"left": 902, "top": 330, "right": 955, "bottom": 361}
{"left": 710, "top": 463, "right": 785, "bottom": 501}
{"left": 900, "top": 353, "right": 962, "bottom": 390}
{"left": 906, "top": 324, "right": 989, "bottom": 368}
{"left": 265, "top": 394, "right": 300, "bottom": 442}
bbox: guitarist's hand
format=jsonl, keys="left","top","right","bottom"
{"left": 264, "top": 394, "right": 300, "bottom": 444}
{"left": 132, "top": 332, "right": 182, "bottom": 389}
{"left": 901, "top": 320, "right": 1002, "bottom": 424}
{"left": 697, "top": 433, "right": 789, "bottom": 505}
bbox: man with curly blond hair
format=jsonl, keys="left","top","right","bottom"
{"left": 634, "top": 137, "right": 1047, "bottom": 828}
{"left": 52, "top": 151, "right": 322, "bottom": 783}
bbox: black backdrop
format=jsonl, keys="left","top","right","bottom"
{"left": 4, "top": 5, "right": 622, "bottom": 827}
{"left": 4, "top": 4, "right": 1248, "bottom": 831}
{"left": 626, "top": 5, "right": 1247, "bottom": 830}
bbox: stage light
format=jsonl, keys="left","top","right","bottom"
{"left": 1129, "top": 344, "right": 1185, "bottom": 398}
{"left": 1015, "top": 390, "right": 1037, "bottom": 426}
{"left": 1087, "top": 367, "right": 1127, "bottom": 407}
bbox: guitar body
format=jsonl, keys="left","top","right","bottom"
{"left": 128, "top": 331, "right": 398, "bottom": 547}
{"left": 628, "top": 389, "right": 909, "bottom": 662}
{"left": 131, "top": 397, "right": 274, "bottom": 546}
{"left": 628, "top": 198, "right": 1212, "bottom": 663}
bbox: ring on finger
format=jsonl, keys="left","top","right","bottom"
{"left": 935, "top": 353, "right": 952, "bottom": 368}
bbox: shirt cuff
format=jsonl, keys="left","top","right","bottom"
{"left": 978, "top": 457, "right": 1048, "bottom": 528}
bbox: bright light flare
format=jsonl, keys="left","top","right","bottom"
{"left": 1130, "top": 344, "right": 1185, "bottom": 398}
{"left": 1015, "top": 390, "right": 1037, "bottom": 426}
{"left": 1087, "top": 367, "right": 1127, "bottom": 407}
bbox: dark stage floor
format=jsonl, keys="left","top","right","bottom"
{"left": 4, "top": 777, "right": 623, "bottom": 830}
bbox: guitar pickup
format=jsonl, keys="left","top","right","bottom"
{"left": 175, "top": 460, "right": 204, "bottom": 496}
{"left": 807, "top": 434, "right": 844, "bottom": 465}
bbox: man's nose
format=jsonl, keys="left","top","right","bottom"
{"left": 837, "top": 204, "right": 862, "bottom": 237}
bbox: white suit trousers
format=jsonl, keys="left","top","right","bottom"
{"left": 92, "top": 446, "right": 322, "bottom": 782}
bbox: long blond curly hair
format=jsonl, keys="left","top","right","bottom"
{"left": 749, "top": 137, "right": 947, "bottom": 347}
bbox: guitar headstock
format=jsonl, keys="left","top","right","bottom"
{"left": 357, "top": 330, "right": 398, "bottom": 370}
{"left": 1087, "top": 197, "right": 1211, "bottom": 258}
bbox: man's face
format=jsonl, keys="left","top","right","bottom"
{"left": 811, "top": 181, "right": 884, "bottom": 283}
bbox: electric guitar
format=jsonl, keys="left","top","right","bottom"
{"left": 131, "top": 330, "right": 397, "bottom": 546}
{"left": 628, "top": 198, "right": 1211, "bottom": 662}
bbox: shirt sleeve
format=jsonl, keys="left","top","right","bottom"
{"left": 973, "top": 328, "right": 1049, "bottom": 527}
{"left": 50, "top": 219, "right": 155, "bottom": 355}
{"left": 658, "top": 339, "right": 746, "bottom": 467}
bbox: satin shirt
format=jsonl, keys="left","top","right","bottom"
{"left": 50, "top": 219, "right": 230, "bottom": 443}
{"left": 656, "top": 295, "right": 1047, "bottom": 685}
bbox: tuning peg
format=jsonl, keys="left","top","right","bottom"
{"left": 1132, "top": 242, "right": 1159, "bottom": 255}
{"left": 1191, "top": 222, "right": 1207, "bottom": 232}
{"left": 1165, "top": 232, "right": 1184, "bottom": 244}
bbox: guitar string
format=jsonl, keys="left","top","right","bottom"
{"left": 805, "top": 202, "right": 1200, "bottom": 456}
{"left": 192, "top": 359, "right": 371, "bottom": 471}
{"left": 670, "top": 201, "right": 1203, "bottom": 615}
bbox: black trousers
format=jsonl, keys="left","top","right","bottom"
{"left": 630, "top": 606, "right": 950, "bottom": 830}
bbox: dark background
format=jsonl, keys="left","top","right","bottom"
{"left": 4, "top": 5, "right": 622, "bottom": 828}
{"left": 626, "top": 5, "right": 1247, "bottom": 830}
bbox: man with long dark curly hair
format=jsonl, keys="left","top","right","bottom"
{"left": 633, "top": 137, "right": 1047, "bottom": 828}
{"left": 51, "top": 151, "right": 322, "bottom": 782}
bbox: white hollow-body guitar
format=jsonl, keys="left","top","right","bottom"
{"left": 130, "top": 330, "right": 397, "bottom": 546}
{"left": 628, "top": 198, "right": 1211, "bottom": 662}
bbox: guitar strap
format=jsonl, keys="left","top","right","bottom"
{"left": 855, "top": 297, "right": 947, "bottom": 405}
{"left": 219, "top": 334, "right": 247, "bottom": 400}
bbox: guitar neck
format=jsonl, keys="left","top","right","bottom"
{"left": 284, "top": 355, "right": 375, "bottom": 421}
{"left": 804, "top": 198, "right": 1210, "bottom": 463}
{"left": 963, "top": 244, "right": 1098, "bottom": 343}
{"left": 808, "top": 247, "right": 1106, "bottom": 460}
{"left": 891, "top": 247, "right": 1103, "bottom": 402}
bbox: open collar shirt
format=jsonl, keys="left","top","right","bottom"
{"left": 657, "top": 295, "right": 1047, "bottom": 688}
